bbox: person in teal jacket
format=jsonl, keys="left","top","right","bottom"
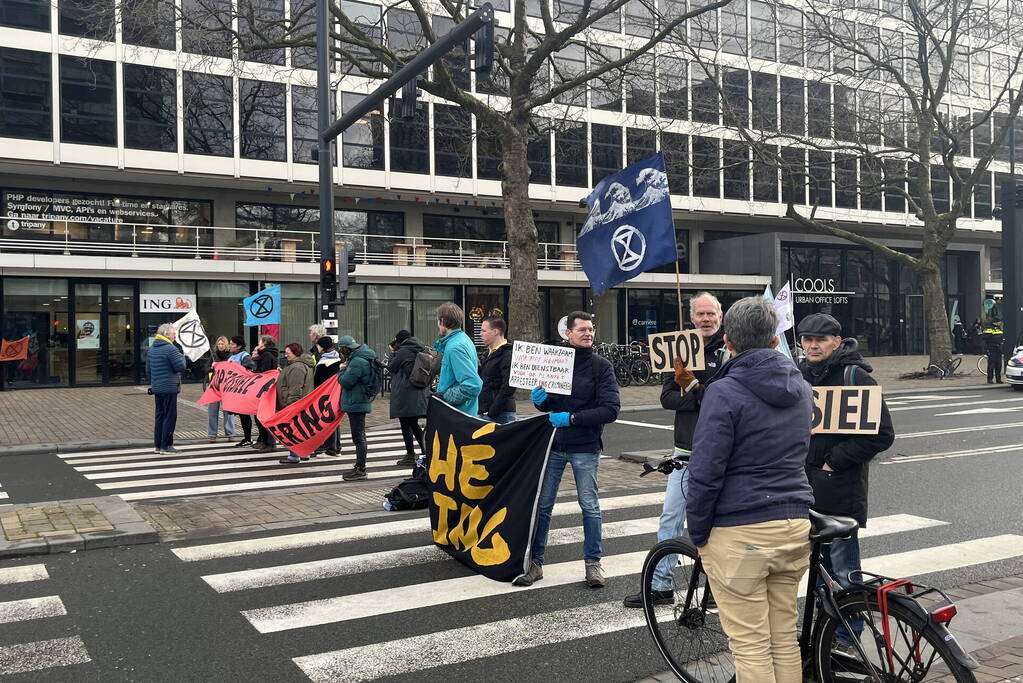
{"left": 338, "top": 335, "right": 377, "bottom": 481}
{"left": 434, "top": 302, "right": 483, "bottom": 415}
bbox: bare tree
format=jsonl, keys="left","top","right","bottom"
{"left": 676, "top": 0, "right": 1023, "bottom": 362}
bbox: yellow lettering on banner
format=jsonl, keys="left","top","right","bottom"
{"left": 448, "top": 503, "right": 482, "bottom": 550}
{"left": 471, "top": 422, "right": 497, "bottom": 440}
{"left": 470, "top": 507, "right": 510, "bottom": 566}
{"left": 432, "top": 491, "right": 457, "bottom": 545}
{"left": 429, "top": 433, "right": 458, "bottom": 492}
{"left": 458, "top": 445, "right": 495, "bottom": 499}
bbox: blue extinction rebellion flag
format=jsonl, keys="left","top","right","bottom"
{"left": 243, "top": 284, "right": 282, "bottom": 326}
{"left": 577, "top": 152, "right": 678, "bottom": 296}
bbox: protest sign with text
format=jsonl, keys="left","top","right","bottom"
{"left": 199, "top": 361, "right": 279, "bottom": 416}
{"left": 811, "top": 386, "right": 883, "bottom": 435}
{"left": 426, "top": 398, "right": 554, "bottom": 582}
{"left": 508, "top": 341, "right": 575, "bottom": 395}
{"left": 648, "top": 330, "right": 705, "bottom": 372}
{"left": 261, "top": 376, "right": 346, "bottom": 457}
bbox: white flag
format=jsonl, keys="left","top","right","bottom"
{"left": 774, "top": 281, "right": 794, "bottom": 334}
{"left": 172, "top": 309, "right": 210, "bottom": 362}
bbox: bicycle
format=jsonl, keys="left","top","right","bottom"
{"left": 898, "top": 355, "right": 962, "bottom": 380}
{"left": 637, "top": 453, "right": 978, "bottom": 682}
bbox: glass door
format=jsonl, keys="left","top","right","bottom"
{"left": 107, "top": 285, "right": 135, "bottom": 383}
{"left": 73, "top": 283, "right": 103, "bottom": 384}
{"left": 72, "top": 281, "right": 138, "bottom": 384}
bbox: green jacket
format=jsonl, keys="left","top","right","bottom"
{"left": 277, "top": 358, "right": 313, "bottom": 409}
{"left": 338, "top": 344, "right": 377, "bottom": 414}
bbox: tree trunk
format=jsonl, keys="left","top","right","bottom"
{"left": 501, "top": 122, "right": 542, "bottom": 342}
{"left": 917, "top": 258, "right": 951, "bottom": 365}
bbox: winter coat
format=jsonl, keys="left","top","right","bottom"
{"left": 277, "top": 358, "right": 313, "bottom": 409}
{"left": 533, "top": 347, "right": 620, "bottom": 453}
{"left": 314, "top": 351, "right": 342, "bottom": 388}
{"left": 388, "top": 337, "right": 430, "bottom": 419}
{"left": 146, "top": 337, "right": 186, "bottom": 395}
{"left": 435, "top": 329, "right": 483, "bottom": 416}
{"left": 686, "top": 348, "right": 816, "bottom": 547}
{"left": 660, "top": 329, "right": 728, "bottom": 451}
{"left": 478, "top": 342, "right": 516, "bottom": 418}
{"left": 252, "top": 344, "right": 279, "bottom": 373}
{"left": 338, "top": 344, "right": 377, "bottom": 414}
{"left": 798, "top": 338, "right": 894, "bottom": 526}
{"left": 228, "top": 350, "right": 255, "bottom": 370}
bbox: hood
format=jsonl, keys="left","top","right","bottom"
{"left": 435, "top": 329, "right": 465, "bottom": 352}
{"left": 350, "top": 344, "right": 377, "bottom": 361}
{"left": 799, "top": 338, "right": 871, "bottom": 385}
{"left": 399, "top": 337, "right": 425, "bottom": 352}
{"left": 260, "top": 345, "right": 280, "bottom": 361}
{"left": 318, "top": 350, "right": 340, "bottom": 363}
{"left": 719, "top": 348, "right": 809, "bottom": 408}
{"left": 285, "top": 357, "right": 307, "bottom": 367}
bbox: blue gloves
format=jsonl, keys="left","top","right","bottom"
{"left": 549, "top": 412, "right": 571, "bottom": 428}
{"left": 531, "top": 386, "right": 549, "bottom": 405}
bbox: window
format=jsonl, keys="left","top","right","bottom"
{"left": 477, "top": 27, "right": 511, "bottom": 95}
{"left": 720, "top": 0, "right": 746, "bottom": 55}
{"left": 750, "top": 73, "right": 776, "bottom": 132}
{"left": 884, "top": 159, "right": 906, "bottom": 213}
{"left": 722, "top": 68, "right": 748, "bottom": 128}
{"left": 1, "top": 0, "right": 49, "bottom": 30}
{"left": 860, "top": 157, "right": 882, "bottom": 210}
{"left": 292, "top": 86, "right": 320, "bottom": 165}
{"left": 122, "top": 0, "right": 175, "bottom": 48}
{"left": 626, "top": 54, "right": 655, "bottom": 116}
{"left": 591, "top": 45, "right": 624, "bottom": 112}
{"left": 858, "top": 90, "right": 881, "bottom": 144}
{"left": 990, "top": 246, "right": 1002, "bottom": 281}
{"left": 433, "top": 15, "right": 471, "bottom": 90}
{"left": 555, "top": 123, "right": 588, "bottom": 187}
{"left": 692, "top": 136, "right": 719, "bottom": 198}
{"left": 528, "top": 124, "right": 552, "bottom": 184}
{"left": 834, "top": 85, "right": 856, "bottom": 142}
{"left": 833, "top": 20, "right": 855, "bottom": 74}
{"left": 239, "top": 80, "right": 286, "bottom": 161}
{"left": 662, "top": 132, "right": 688, "bottom": 195}
{"left": 971, "top": 50, "right": 990, "bottom": 100}
{"left": 753, "top": 145, "right": 777, "bottom": 202}
{"left": 779, "top": 77, "right": 803, "bottom": 135}
{"left": 290, "top": 0, "right": 316, "bottom": 69}
{"left": 807, "top": 82, "right": 831, "bottom": 138}
{"left": 387, "top": 9, "right": 425, "bottom": 54}
{"left": 627, "top": 128, "right": 655, "bottom": 165}
{"left": 722, "top": 140, "right": 749, "bottom": 200}
{"left": 809, "top": 151, "right": 832, "bottom": 206}
{"left": 339, "top": 91, "right": 383, "bottom": 169}
{"left": 750, "top": 1, "right": 775, "bottom": 60}
{"left": 658, "top": 56, "right": 687, "bottom": 119}
{"left": 974, "top": 170, "right": 992, "bottom": 219}
{"left": 931, "top": 167, "right": 950, "bottom": 213}
{"left": 589, "top": 0, "right": 621, "bottom": 31}
{"left": 553, "top": 43, "right": 586, "bottom": 106}
{"left": 184, "top": 72, "right": 233, "bottom": 156}
{"left": 625, "top": 0, "right": 652, "bottom": 36}
{"left": 692, "top": 66, "right": 719, "bottom": 124}
{"left": 60, "top": 56, "right": 115, "bottom": 146}
{"left": 591, "top": 123, "right": 622, "bottom": 183}
{"left": 124, "top": 65, "right": 176, "bottom": 152}
{"left": 182, "top": 0, "right": 232, "bottom": 58}
{"left": 477, "top": 121, "right": 502, "bottom": 181}
{"left": 240, "top": 0, "right": 285, "bottom": 65}
{"left": 0, "top": 48, "right": 50, "bottom": 141}
{"left": 974, "top": 113, "right": 991, "bottom": 159}
{"left": 334, "top": 209, "right": 404, "bottom": 254}
{"left": 835, "top": 154, "right": 857, "bottom": 208}
{"left": 59, "top": 0, "right": 112, "bottom": 38}
{"left": 434, "top": 103, "right": 472, "bottom": 177}
{"left": 777, "top": 6, "right": 801, "bottom": 65}
{"left": 689, "top": 0, "right": 717, "bottom": 50}
{"left": 780, "top": 147, "right": 805, "bottom": 205}
{"left": 389, "top": 104, "right": 428, "bottom": 174}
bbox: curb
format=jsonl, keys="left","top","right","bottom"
{"left": 0, "top": 437, "right": 225, "bottom": 458}
{"left": 0, "top": 496, "right": 158, "bottom": 559}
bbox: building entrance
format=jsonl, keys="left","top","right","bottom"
{"left": 71, "top": 282, "right": 138, "bottom": 385}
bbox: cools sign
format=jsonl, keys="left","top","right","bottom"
{"left": 792, "top": 278, "right": 855, "bottom": 305}
{"left": 141, "top": 294, "right": 196, "bottom": 312}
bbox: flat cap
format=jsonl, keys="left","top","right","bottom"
{"left": 797, "top": 313, "right": 842, "bottom": 337}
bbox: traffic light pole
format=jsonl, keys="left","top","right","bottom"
{"left": 315, "top": 0, "right": 494, "bottom": 327}
{"left": 1002, "top": 177, "right": 1023, "bottom": 351}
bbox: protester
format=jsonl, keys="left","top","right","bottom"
{"left": 146, "top": 323, "right": 186, "bottom": 454}
{"left": 686, "top": 296, "right": 815, "bottom": 683}
{"left": 278, "top": 343, "right": 315, "bottom": 464}
{"left": 251, "top": 334, "right": 279, "bottom": 452}
{"left": 434, "top": 302, "right": 483, "bottom": 415}
{"left": 387, "top": 330, "right": 430, "bottom": 467}
{"left": 206, "top": 336, "right": 236, "bottom": 442}
{"left": 477, "top": 316, "right": 517, "bottom": 424}
{"left": 623, "top": 292, "right": 728, "bottom": 608}
{"left": 227, "top": 336, "right": 256, "bottom": 447}
{"left": 983, "top": 318, "right": 1005, "bottom": 384}
{"left": 308, "top": 324, "right": 327, "bottom": 362}
{"left": 337, "top": 335, "right": 377, "bottom": 481}
{"left": 798, "top": 312, "right": 894, "bottom": 651}
{"left": 313, "top": 336, "right": 343, "bottom": 457}
{"left": 514, "top": 311, "right": 620, "bottom": 589}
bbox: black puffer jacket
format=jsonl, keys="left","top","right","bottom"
{"left": 478, "top": 342, "right": 516, "bottom": 418}
{"left": 660, "top": 329, "right": 728, "bottom": 451}
{"left": 253, "top": 344, "right": 279, "bottom": 373}
{"left": 388, "top": 337, "right": 430, "bottom": 419}
{"left": 798, "top": 338, "right": 895, "bottom": 525}
{"left": 533, "top": 347, "right": 620, "bottom": 453}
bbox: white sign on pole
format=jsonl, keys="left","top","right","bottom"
{"left": 141, "top": 294, "right": 196, "bottom": 313}
{"left": 172, "top": 309, "right": 210, "bottom": 362}
{"left": 509, "top": 341, "right": 576, "bottom": 395}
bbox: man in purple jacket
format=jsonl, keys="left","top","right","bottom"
{"left": 686, "top": 296, "right": 815, "bottom": 683}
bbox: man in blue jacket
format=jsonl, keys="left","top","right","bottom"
{"left": 514, "top": 311, "right": 620, "bottom": 589}
{"left": 686, "top": 296, "right": 814, "bottom": 683}
{"left": 146, "top": 323, "right": 187, "bottom": 454}
{"left": 434, "top": 302, "right": 482, "bottom": 415}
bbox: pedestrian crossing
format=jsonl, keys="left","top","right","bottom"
{"left": 167, "top": 490, "right": 1022, "bottom": 682}
{"left": 0, "top": 562, "right": 92, "bottom": 676}
{"left": 58, "top": 428, "right": 417, "bottom": 502}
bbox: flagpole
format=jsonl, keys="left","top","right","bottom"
{"left": 674, "top": 258, "right": 685, "bottom": 326}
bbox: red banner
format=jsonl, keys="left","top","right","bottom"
{"left": 0, "top": 337, "right": 29, "bottom": 362}
{"left": 260, "top": 375, "right": 346, "bottom": 457}
{"left": 199, "top": 362, "right": 279, "bottom": 416}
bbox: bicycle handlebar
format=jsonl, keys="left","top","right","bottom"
{"left": 640, "top": 453, "right": 690, "bottom": 477}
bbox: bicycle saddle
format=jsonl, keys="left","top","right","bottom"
{"left": 808, "top": 509, "right": 859, "bottom": 542}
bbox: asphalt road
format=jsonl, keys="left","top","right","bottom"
{"left": 1, "top": 386, "right": 1022, "bottom": 681}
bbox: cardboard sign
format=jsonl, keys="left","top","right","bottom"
{"left": 648, "top": 330, "right": 705, "bottom": 372}
{"left": 509, "top": 341, "right": 575, "bottom": 395}
{"left": 811, "top": 386, "right": 883, "bottom": 435}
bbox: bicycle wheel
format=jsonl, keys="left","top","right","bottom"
{"left": 977, "top": 355, "right": 988, "bottom": 375}
{"left": 615, "top": 362, "right": 631, "bottom": 388}
{"left": 927, "top": 364, "right": 944, "bottom": 379}
{"left": 630, "top": 358, "right": 652, "bottom": 385}
{"left": 948, "top": 357, "right": 962, "bottom": 376}
{"left": 812, "top": 592, "right": 976, "bottom": 682}
{"left": 642, "top": 538, "right": 736, "bottom": 683}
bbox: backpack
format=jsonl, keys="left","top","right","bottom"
{"left": 844, "top": 365, "right": 861, "bottom": 386}
{"left": 365, "top": 358, "right": 385, "bottom": 401}
{"left": 409, "top": 347, "right": 442, "bottom": 389}
{"left": 384, "top": 466, "right": 431, "bottom": 510}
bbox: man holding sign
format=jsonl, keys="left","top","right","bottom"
{"left": 797, "top": 313, "right": 894, "bottom": 651}
{"left": 514, "top": 311, "right": 620, "bottom": 589}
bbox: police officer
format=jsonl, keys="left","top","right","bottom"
{"left": 983, "top": 318, "right": 1005, "bottom": 384}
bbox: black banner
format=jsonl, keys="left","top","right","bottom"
{"left": 425, "top": 397, "right": 554, "bottom": 582}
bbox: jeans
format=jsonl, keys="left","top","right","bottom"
{"left": 153, "top": 393, "right": 177, "bottom": 450}
{"left": 531, "top": 451, "right": 602, "bottom": 563}
{"left": 821, "top": 536, "right": 865, "bottom": 644}
{"left": 207, "top": 402, "right": 236, "bottom": 437}
{"left": 348, "top": 412, "right": 368, "bottom": 469}
{"left": 652, "top": 456, "right": 691, "bottom": 591}
{"left": 398, "top": 416, "right": 425, "bottom": 458}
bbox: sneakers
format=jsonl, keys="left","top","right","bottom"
{"left": 236, "top": 439, "right": 254, "bottom": 447}
{"left": 153, "top": 449, "right": 165, "bottom": 454}
{"left": 585, "top": 560, "right": 606, "bottom": 588}
{"left": 395, "top": 455, "right": 417, "bottom": 467}
{"left": 163, "top": 446, "right": 180, "bottom": 453}
{"left": 623, "top": 589, "right": 673, "bottom": 608}
{"left": 513, "top": 560, "right": 544, "bottom": 587}
{"left": 342, "top": 467, "right": 367, "bottom": 481}
{"left": 278, "top": 456, "right": 309, "bottom": 464}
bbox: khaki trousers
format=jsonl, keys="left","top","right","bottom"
{"left": 700, "top": 519, "right": 811, "bottom": 683}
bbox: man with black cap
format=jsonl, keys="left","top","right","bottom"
{"left": 983, "top": 318, "right": 1005, "bottom": 384}
{"left": 797, "top": 312, "right": 895, "bottom": 650}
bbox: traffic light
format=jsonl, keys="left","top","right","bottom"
{"left": 474, "top": 21, "right": 494, "bottom": 75}
{"left": 397, "top": 79, "right": 422, "bottom": 120}
{"left": 320, "top": 256, "right": 338, "bottom": 305}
